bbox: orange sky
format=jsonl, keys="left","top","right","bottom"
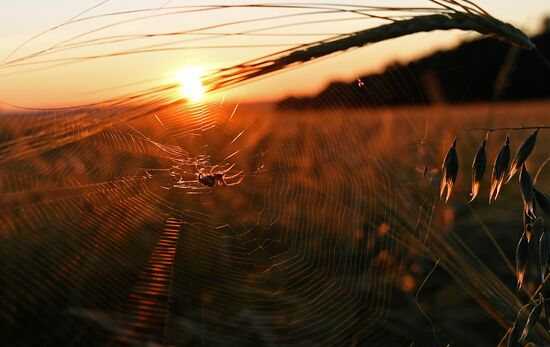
{"left": 1, "top": 0, "right": 549, "bottom": 108}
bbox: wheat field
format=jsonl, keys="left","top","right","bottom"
{"left": 2, "top": 99, "right": 550, "bottom": 346}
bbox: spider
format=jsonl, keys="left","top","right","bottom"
{"left": 196, "top": 164, "right": 244, "bottom": 187}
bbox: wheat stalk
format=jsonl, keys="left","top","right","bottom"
{"left": 0, "top": 1, "right": 536, "bottom": 105}
{"left": 205, "top": 7, "right": 534, "bottom": 93}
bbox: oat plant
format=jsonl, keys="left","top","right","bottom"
{"left": 438, "top": 127, "right": 550, "bottom": 345}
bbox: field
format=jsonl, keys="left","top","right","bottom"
{"left": 3, "top": 99, "right": 550, "bottom": 346}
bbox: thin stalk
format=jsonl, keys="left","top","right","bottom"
{"left": 534, "top": 156, "right": 550, "bottom": 185}
{"left": 468, "top": 126, "right": 548, "bottom": 132}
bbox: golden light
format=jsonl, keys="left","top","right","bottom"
{"left": 175, "top": 68, "right": 205, "bottom": 101}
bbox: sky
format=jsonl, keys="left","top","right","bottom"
{"left": 1, "top": 0, "right": 550, "bottom": 107}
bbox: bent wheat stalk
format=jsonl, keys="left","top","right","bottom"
{"left": 0, "top": 1, "right": 535, "bottom": 106}
{"left": 205, "top": 4, "right": 534, "bottom": 92}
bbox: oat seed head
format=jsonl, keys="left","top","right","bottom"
{"left": 489, "top": 135, "right": 510, "bottom": 203}
{"left": 440, "top": 137, "right": 459, "bottom": 203}
{"left": 516, "top": 230, "right": 529, "bottom": 290}
{"left": 507, "top": 129, "right": 539, "bottom": 183}
{"left": 469, "top": 137, "right": 487, "bottom": 202}
{"left": 520, "top": 164, "right": 536, "bottom": 219}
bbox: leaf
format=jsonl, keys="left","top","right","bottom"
{"left": 489, "top": 135, "right": 510, "bottom": 202}
{"left": 520, "top": 164, "right": 535, "bottom": 219}
{"left": 516, "top": 231, "right": 529, "bottom": 290}
{"left": 507, "top": 129, "right": 538, "bottom": 183}
{"left": 469, "top": 136, "right": 487, "bottom": 202}
{"left": 440, "top": 138, "right": 459, "bottom": 203}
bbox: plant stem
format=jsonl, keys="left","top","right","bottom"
{"left": 467, "top": 126, "right": 548, "bottom": 132}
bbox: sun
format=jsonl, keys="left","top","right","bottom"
{"left": 175, "top": 68, "right": 205, "bottom": 101}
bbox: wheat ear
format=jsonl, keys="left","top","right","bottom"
{"left": 207, "top": 12, "right": 534, "bottom": 92}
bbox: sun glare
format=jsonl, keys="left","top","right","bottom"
{"left": 175, "top": 68, "right": 205, "bottom": 101}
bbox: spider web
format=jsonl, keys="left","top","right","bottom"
{"left": 1, "top": 1, "right": 541, "bottom": 346}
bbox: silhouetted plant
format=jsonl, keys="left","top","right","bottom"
{"left": 439, "top": 127, "right": 550, "bottom": 344}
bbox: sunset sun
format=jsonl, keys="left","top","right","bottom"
{"left": 175, "top": 68, "right": 205, "bottom": 101}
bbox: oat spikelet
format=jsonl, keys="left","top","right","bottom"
{"left": 520, "top": 164, "right": 535, "bottom": 218}
{"left": 516, "top": 230, "right": 529, "bottom": 290}
{"left": 489, "top": 135, "right": 510, "bottom": 203}
{"left": 469, "top": 136, "right": 487, "bottom": 202}
{"left": 507, "top": 129, "right": 539, "bottom": 183}
{"left": 440, "top": 138, "right": 459, "bottom": 203}
{"left": 520, "top": 297, "right": 543, "bottom": 342}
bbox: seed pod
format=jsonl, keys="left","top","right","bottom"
{"left": 516, "top": 231, "right": 529, "bottom": 290}
{"left": 469, "top": 136, "right": 487, "bottom": 202}
{"left": 507, "top": 129, "right": 538, "bottom": 183}
{"left": 520, "top": 164, "right": 535, "bottom": 218}
{"left": 490, "top": 135, "right": 510, "bottom": 202}
{"left": 507, "top": 321, "right": 520, "bottom": 347}
{"left": 440, "top": 138, "right": 459, "bottom": 203}
{"left": 534, "top": 188, "right": 550, "bottom": 217}
{"left": 540, "top": 226, "right": 550, "bottom": 283}
{"left": 520, "top": 298, "right": 543, "bottom": 342}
